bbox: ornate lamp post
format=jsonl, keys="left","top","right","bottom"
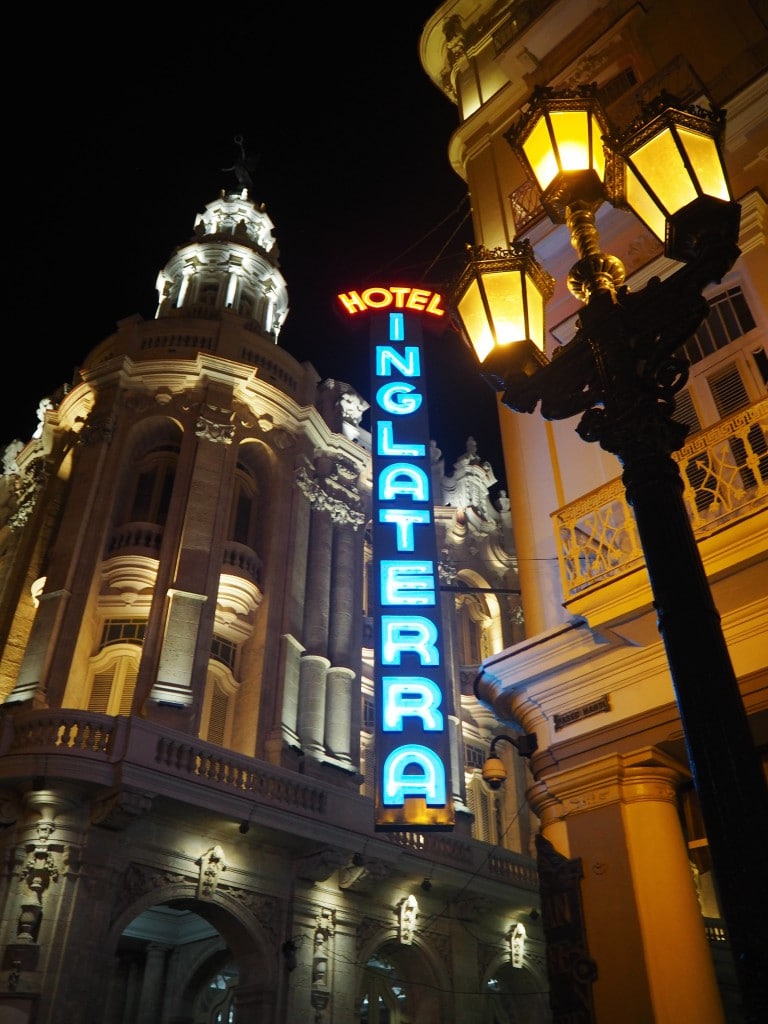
{"left": 452, "top": 84, "right": 768, "bottom": 1021}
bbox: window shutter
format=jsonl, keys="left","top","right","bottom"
{"left": 673, "top": 390, "right": 701, "bottom": 435}
{"left": 89, "top": 671, "right": 113, "bottom": 714}
{"left": 119, "top": 663, "right": 138, "bottom": 715}
{"left": 207, "top": 684, "right": 229, "bottom": 746}
{"left": 709, "top": 363, "right": 749, "bottom": 418}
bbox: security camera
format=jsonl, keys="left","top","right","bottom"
{"left": 481, "top": 755, "right": 508, "bottom": 790}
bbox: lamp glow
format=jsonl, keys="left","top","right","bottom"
{"left": 522, "top": 107, "right": 606, "bottom": 190}
{"left": 451, "top": 243, "right": 554, "bottom": 390}
{"left": 610, "top": 96, "right": 740, "bottom": 262}
{"left": 506, "top": 84, "right": 612, "bottom": 223}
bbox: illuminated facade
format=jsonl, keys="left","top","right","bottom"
{"left": 420, "top": 1, "right": 767, "bottom": 1022}
{"left": 0, "top": 185, "right": 549, "bottom": 1021}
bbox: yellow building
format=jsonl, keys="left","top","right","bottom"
{"left": 420, "top": 1, "right": 767, "bottom": 1022}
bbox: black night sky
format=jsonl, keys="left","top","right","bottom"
{"left": 9, "top": 7, "right": 506, "bottom": 489}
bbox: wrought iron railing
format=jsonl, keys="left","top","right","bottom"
{"left": 554, "top": 400, "right": 768, "bottom": 600}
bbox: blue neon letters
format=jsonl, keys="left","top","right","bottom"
{"left": 371, "top": 312, "right": 453, "bottom": 827}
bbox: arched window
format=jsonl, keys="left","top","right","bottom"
{"left": 128, "top": 445, "right": 178, "bottom": 526}
{"left": 198, "top": 281, "right": 220, "bottom": 308}
{"left": 85, "top": 643, "right": 140, "bottom": 715}
{"left": 358, "top": 953, "right": 408, "bottom": 1024}
{"left": 199, "top": 661, "right": 239, "bottom": 746}
{"left": 455, "top": 586, "right": 491, "bottom": 666}
{"left": 227, "top": 442, "right": 269, "bottom": 559}
{"left": 483, "top": 959, "right": 551, "bottom": 1023}
{"left": 230, "top": 467, "right": 259, "bottom": 548}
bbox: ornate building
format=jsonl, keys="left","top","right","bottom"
{"left": 419, "top": 1, "right": 768, "bottom": 1022}
{"left": 0, "top": 181, "right": 549, "bottom": 1020}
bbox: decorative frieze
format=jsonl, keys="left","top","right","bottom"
{"left": 295, "top": 454, "right": 366, "bottom": 528}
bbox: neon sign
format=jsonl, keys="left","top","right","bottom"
{"left": 337, "top": 290, "right": 453, "bottom": 831}
{"left": 337, "top": 286, "right": 447, "bottom": 319}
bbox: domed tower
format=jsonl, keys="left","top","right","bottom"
{"left": 0, "top": 180, "right": 371, "bottom": 779}
{"left": 0, "top": 156, "right": 537, "bottom": 1024}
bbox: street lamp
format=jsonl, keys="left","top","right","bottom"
{"left": 451, "top": 84, "right": 768, "bottom": 1022}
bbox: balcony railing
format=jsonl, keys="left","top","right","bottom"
{"left": 0, "top": 708, "right": 540, "bottom": 893}
{"left": 554, "top": 399, "right": 768, "bottom": 600}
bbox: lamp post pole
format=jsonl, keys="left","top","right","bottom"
{"left": 452, "top": 85, "right": 768, "bottom": 1020}
{"left": 503, "top": 265, "right": 768, "bottom": 1023}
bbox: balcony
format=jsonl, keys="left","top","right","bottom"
{"left": 554, "top": 399, "right": 768, "bottom": 604}
{"left": 0, "top": 708, "right": 540, "bottom": 897}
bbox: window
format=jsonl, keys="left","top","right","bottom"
{"left": 205, "top": 683, "right": 230, "bottom": 746}
{"left": 753, "top": 346, "right": 768, "bottom": 386}
{"left": 455, "top": 587, "right": 490, "bottom": 666}
{"left": 211, "top": 636, "right": 237, "bottom": 670}
{"left": 198, "top": 281, "right": 219, "bottom": 308}
{"left": 362, "top": 697, "right": 375, "bottom": 731}
{"left": 465, "top": 744, "right": 486, "bottom": 770}
{"left": 129, "top": 447, "right": 178, "bottom": 525}
{"left": 358, "top": 953, "right": 408, "bottom": 1024}
{"left": 101, "top": 619, "right": 146, "bottom": 648}
{"left": 237, "top": 290, "right": 254, "bottom": 317}
{"left": 229, "top": 463, "right": 260, "bottom": 550}
{"left": 199, "top": 664, "right": 239, "bottom": 746}
{"left": 598, "top": 67, "right": 638, "bottom": 109}
{"left": 466, "top": 770, "right": 496, "bottom": 844}
{"left": 87, "top": 646, "right": 139, "bottom": 715}
{"left": 709, "top": 362, "right": 751, "bottom": 419}
{"left": 360, "top": 733, "right": 375, "bottom": 798}
{"left": 683, "top": 286, "right": 756, "bottom": 365}
{"left": 672, "top": 390, "right": 702, "bottom": 436}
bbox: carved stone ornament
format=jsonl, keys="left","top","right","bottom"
{"left": 397, "top": 893, "right": 419, "bottom": 945}
{"left": 197, "top": 844, "right": 227, "bottom": 897}
{"left": 295, "top": 456, "right": 366, "bottom": 528}
{"left": 91, "top": 787, "right": 154, "bottom": 830}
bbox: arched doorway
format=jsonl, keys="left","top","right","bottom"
{"left": 355, "top": 938, "right": 448, "bottom": 1024}
{"left": 104, "top": 896, "right": 277, "bottom": 1024}
{"left": 483, "top": 959, "right": 551, "bottom": 1023}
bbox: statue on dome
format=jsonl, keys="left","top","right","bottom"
{"left": 222, "top": 135, "right": 259, "bottom": 190}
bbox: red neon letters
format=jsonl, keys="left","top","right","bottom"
{"left": 337, "top": 286, "right": 446, "bottom": 318}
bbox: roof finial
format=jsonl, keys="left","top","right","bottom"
{"left": 222, "top": 135, "right": 259, "bottom": 190}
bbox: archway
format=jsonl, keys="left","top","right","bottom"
{"left": 103, "top": 893, "right": 278, "bottom": 1024}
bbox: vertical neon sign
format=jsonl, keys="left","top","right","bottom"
{"left": 369, "top": 308, "right": 454, "bottom": 830}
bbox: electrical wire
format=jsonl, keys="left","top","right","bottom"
{"left": 370, "top": 194, "right": 472, "bottom": 282}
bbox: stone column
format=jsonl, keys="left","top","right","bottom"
{"left": 328, "top": 523, "right": 357, "bottom": 666}
{"left": 529, "top": 748, "right": 726, "bottom": 1024}
{"left": 325, "top": 667, "right": 354, "bottom": 763}
{"left": 303, "top": 508, "right": 333, "bottom": 655}
{"left": 298, "top": 655, "right": 330, "bottom": 757}
{"left": 136, "top": 943, "right": 170, "bottom": 1024}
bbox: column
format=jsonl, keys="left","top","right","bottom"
{"left": 530, "top": 748, "right": 726, "bottom": 1024}
{"left": 328, "top": 523, "right": 357, "bottom": 666}
{"left": 325, "top": 667, "right": 354, "bottom": 763}
{"left": 298, "top": 655, "right": 330, "bottom": 757}
{"left": 303, "top": 509, "right": 333, "bottom": 654}
{"left": 136, "top": 943, "right": 169, "bottom": 1024}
